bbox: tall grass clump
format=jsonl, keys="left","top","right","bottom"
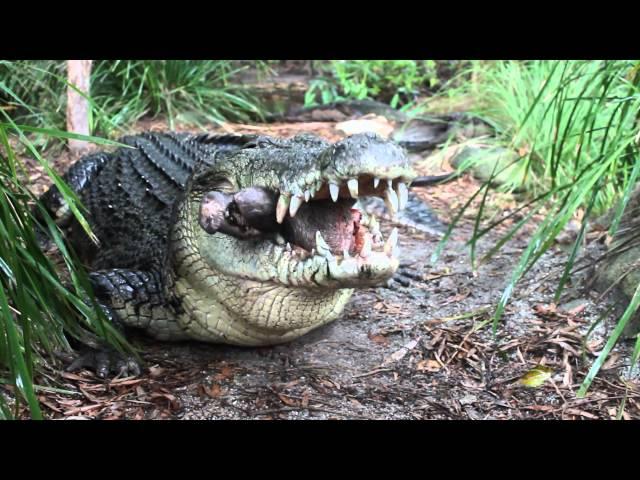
{"left": 434, "top": 60, "right": 640, "bottom": 395}
{"left": 0, "top": 60, "right": 265, "bottom": 137}
{"left": 90, "top": 60, "right": 264, "bottom": 134}
{"left": 467, "top": 61, "right": 639, "bottom": 208}
{"left": 0, "top": 117, "right": 131, "bottom": 419}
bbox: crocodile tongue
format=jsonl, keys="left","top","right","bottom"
{"left": 282, "top": 199, "right": 362, "bottom": 255}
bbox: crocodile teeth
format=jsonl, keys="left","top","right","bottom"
{"left": 289, "top": 195, "right": 303, "bottom": 217}
{"left": 304, "top": 190, "right": 311, "bottom": 202}
{"left": 384, "top": 188, "right": 399, "bottom": 216}
{"left": 396, "top": 182, "right": 408, "bottom": 210}
{"left": 369, "top": 215, "right": 380, "bottom": 231}
{"left": 285, "top": 242, "right": 292, "bottom": 252}
{"left": 347, "top": 178, "right": 359, "bottom": 198}
{"left": 371, "top": 218, "right": 383, "bottom": 243}
{"left": 384, "top": 228, "right": 398, "bottom": 256}
{"left": 274, "top": 233, "right": 286, "bottom": 245}
{"left": 276, "top": 194, "right": 290, "bottom": 224}
{"left": 373, "top": 177, "right": 380, "bottom": 189}
{"left": 343, "top": 249, "right": 351, "bottom": 259}
{"left": 387, "top": 179, "right": 393, "bottom": 190}
{"left": 315, "top": 231, "right": 333, "bottom": 258}
{"left": 341, "top": 258, "right": 360, "bottom": 276}
{"left": 329, "top": 183, "right": 340, "bottom": 202}
{"left": 360, "top": 235, "right": 372, "bottom": 258}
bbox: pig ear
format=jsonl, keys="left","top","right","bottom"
{"left": 198, "top": 191, "right": 229, "bottom": 234}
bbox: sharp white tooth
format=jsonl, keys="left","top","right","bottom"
{"left": 276, "top": 194, "right": 290, "bottom": 224}
{"left": 347, "top": 178, "right": 359, "bottom": 198}
{"left": 289, "top": 195, "right": 303, "bottom": 217}
{"left": 384, "top": 228, "right": 398, "bottom": 255}
{"left": 315, "top": 230, "right": 330, "bottom": 249}
{"left": 374, "top": 177, "right": 380, "bottom": 189}
{"left": 360, "top": 235, "right": 372, "bottom": 257}
{"left": 396, "top": 182, "right": 408, "bottom": 210}
{"left": 285, "top": 242, "right": 292, "bottom": 252}
{"left": 274, "top": 233, "right": 286, "bottom": 245}
{"left": 315, "top": 231, "right": 333, "bottom": 258}
{"left": 304, "top": 190, "right": 311, "bottom": 202}
{"left": 329, "top": 183, "right": 340, "bottom": 202}
{"left": 343, "top": 249, "right": 351, "bottom": 259}
{"left": 336, "top": 257, "right": 359, "bottom": 276}
{"left": 384, "top": 188, "right": 399, "bottom": 215}
{"left": 305, "top": 172, "right": 316, "bottom": 185}
{"left": 371, "top": 220, "right": 383, "bottom": 244}
{"left": 392, "top": 245, "right": 400, "bottom": 257}
{"left": 387, "top": 179, "right": 393, "bottom": 190}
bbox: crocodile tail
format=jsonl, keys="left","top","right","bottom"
{"left": 410, "top": 172, "right": 459, "bottom": 188}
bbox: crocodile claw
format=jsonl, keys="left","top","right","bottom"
{"left": 384, "top": 262, "right": 428, "bottom": 290}
{"left": 66, "top": 347, "right": 142, "bottom": 379}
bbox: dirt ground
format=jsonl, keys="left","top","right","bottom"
{"left": 18, "top": 119, "right": 640, "bottom": 420}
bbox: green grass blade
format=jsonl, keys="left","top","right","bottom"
{"left": 577, "top": 283, "right": 640, "bottom": 398}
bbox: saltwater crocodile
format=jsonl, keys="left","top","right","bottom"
{"left": 41, "top": 131, "right": 437, "bottom": 376}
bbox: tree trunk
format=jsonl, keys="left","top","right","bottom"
{"left": 66, "top": 60, "right": 93, "bottom": 153}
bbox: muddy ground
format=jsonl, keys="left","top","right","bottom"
{"left": 17, "top": 119, "right": 640, "bottom": 420}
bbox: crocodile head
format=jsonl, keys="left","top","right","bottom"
{"left": 172, "top": 133, "right": 416, "bottom": 344}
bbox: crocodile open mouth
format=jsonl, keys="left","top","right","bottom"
{"left": 199, "top": 174, "right": 407, "bottom": 265}
{"left": 277, "top": 175, "right": 406, "bottom": 260}
{"left": 190, "top": 131, "right": 418, "bottom": 287}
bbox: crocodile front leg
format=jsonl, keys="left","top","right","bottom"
{"left": 89, "top": 269, "right": 188, "bottom": 341}
{"left": 66, "top": 269, "right": 187, "bottom": 378}
{"left": 64, "top": 298, "right": 143, "bottom": 378}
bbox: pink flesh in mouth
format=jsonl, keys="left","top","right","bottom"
{"left": 281, "top": 199, "right": 371, "bottom": 255}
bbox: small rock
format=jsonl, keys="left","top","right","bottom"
{"left": 335, "top": 114, "right": 395, "bottom": 138}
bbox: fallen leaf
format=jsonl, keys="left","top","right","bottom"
{"left": 534, "top": 303, "right": 557, "bottom": 316}
{"left": 523, "top": 404, "right": 555, "bottom": 412}
{"left": 565, "top": 408, "right": 598, "bottom": 419}
{"left": 214, "top": 365, "right": 236, "bottom": 382}
{"left": 416, "top": 359, "right": 442, "bottom": 372}
{"left": 277, "top": 393, "right": 299, "bottom": 407}
{"left": 602, "top": 353, "right": 621, "bottom": 370}
{"left": 203, "top": 383, "right": 223, "bottom": 398}
{"left": 520, "top": 365, "right": 554, "bottom": 388}
{"left": 149, "top": 365, "right": 165, "bottom": 378}
{"left": 384, "top": 339, "right": 419, "bottom": 364}
{"left": 369, "top": 333, "right": 390, "bottom": 346}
